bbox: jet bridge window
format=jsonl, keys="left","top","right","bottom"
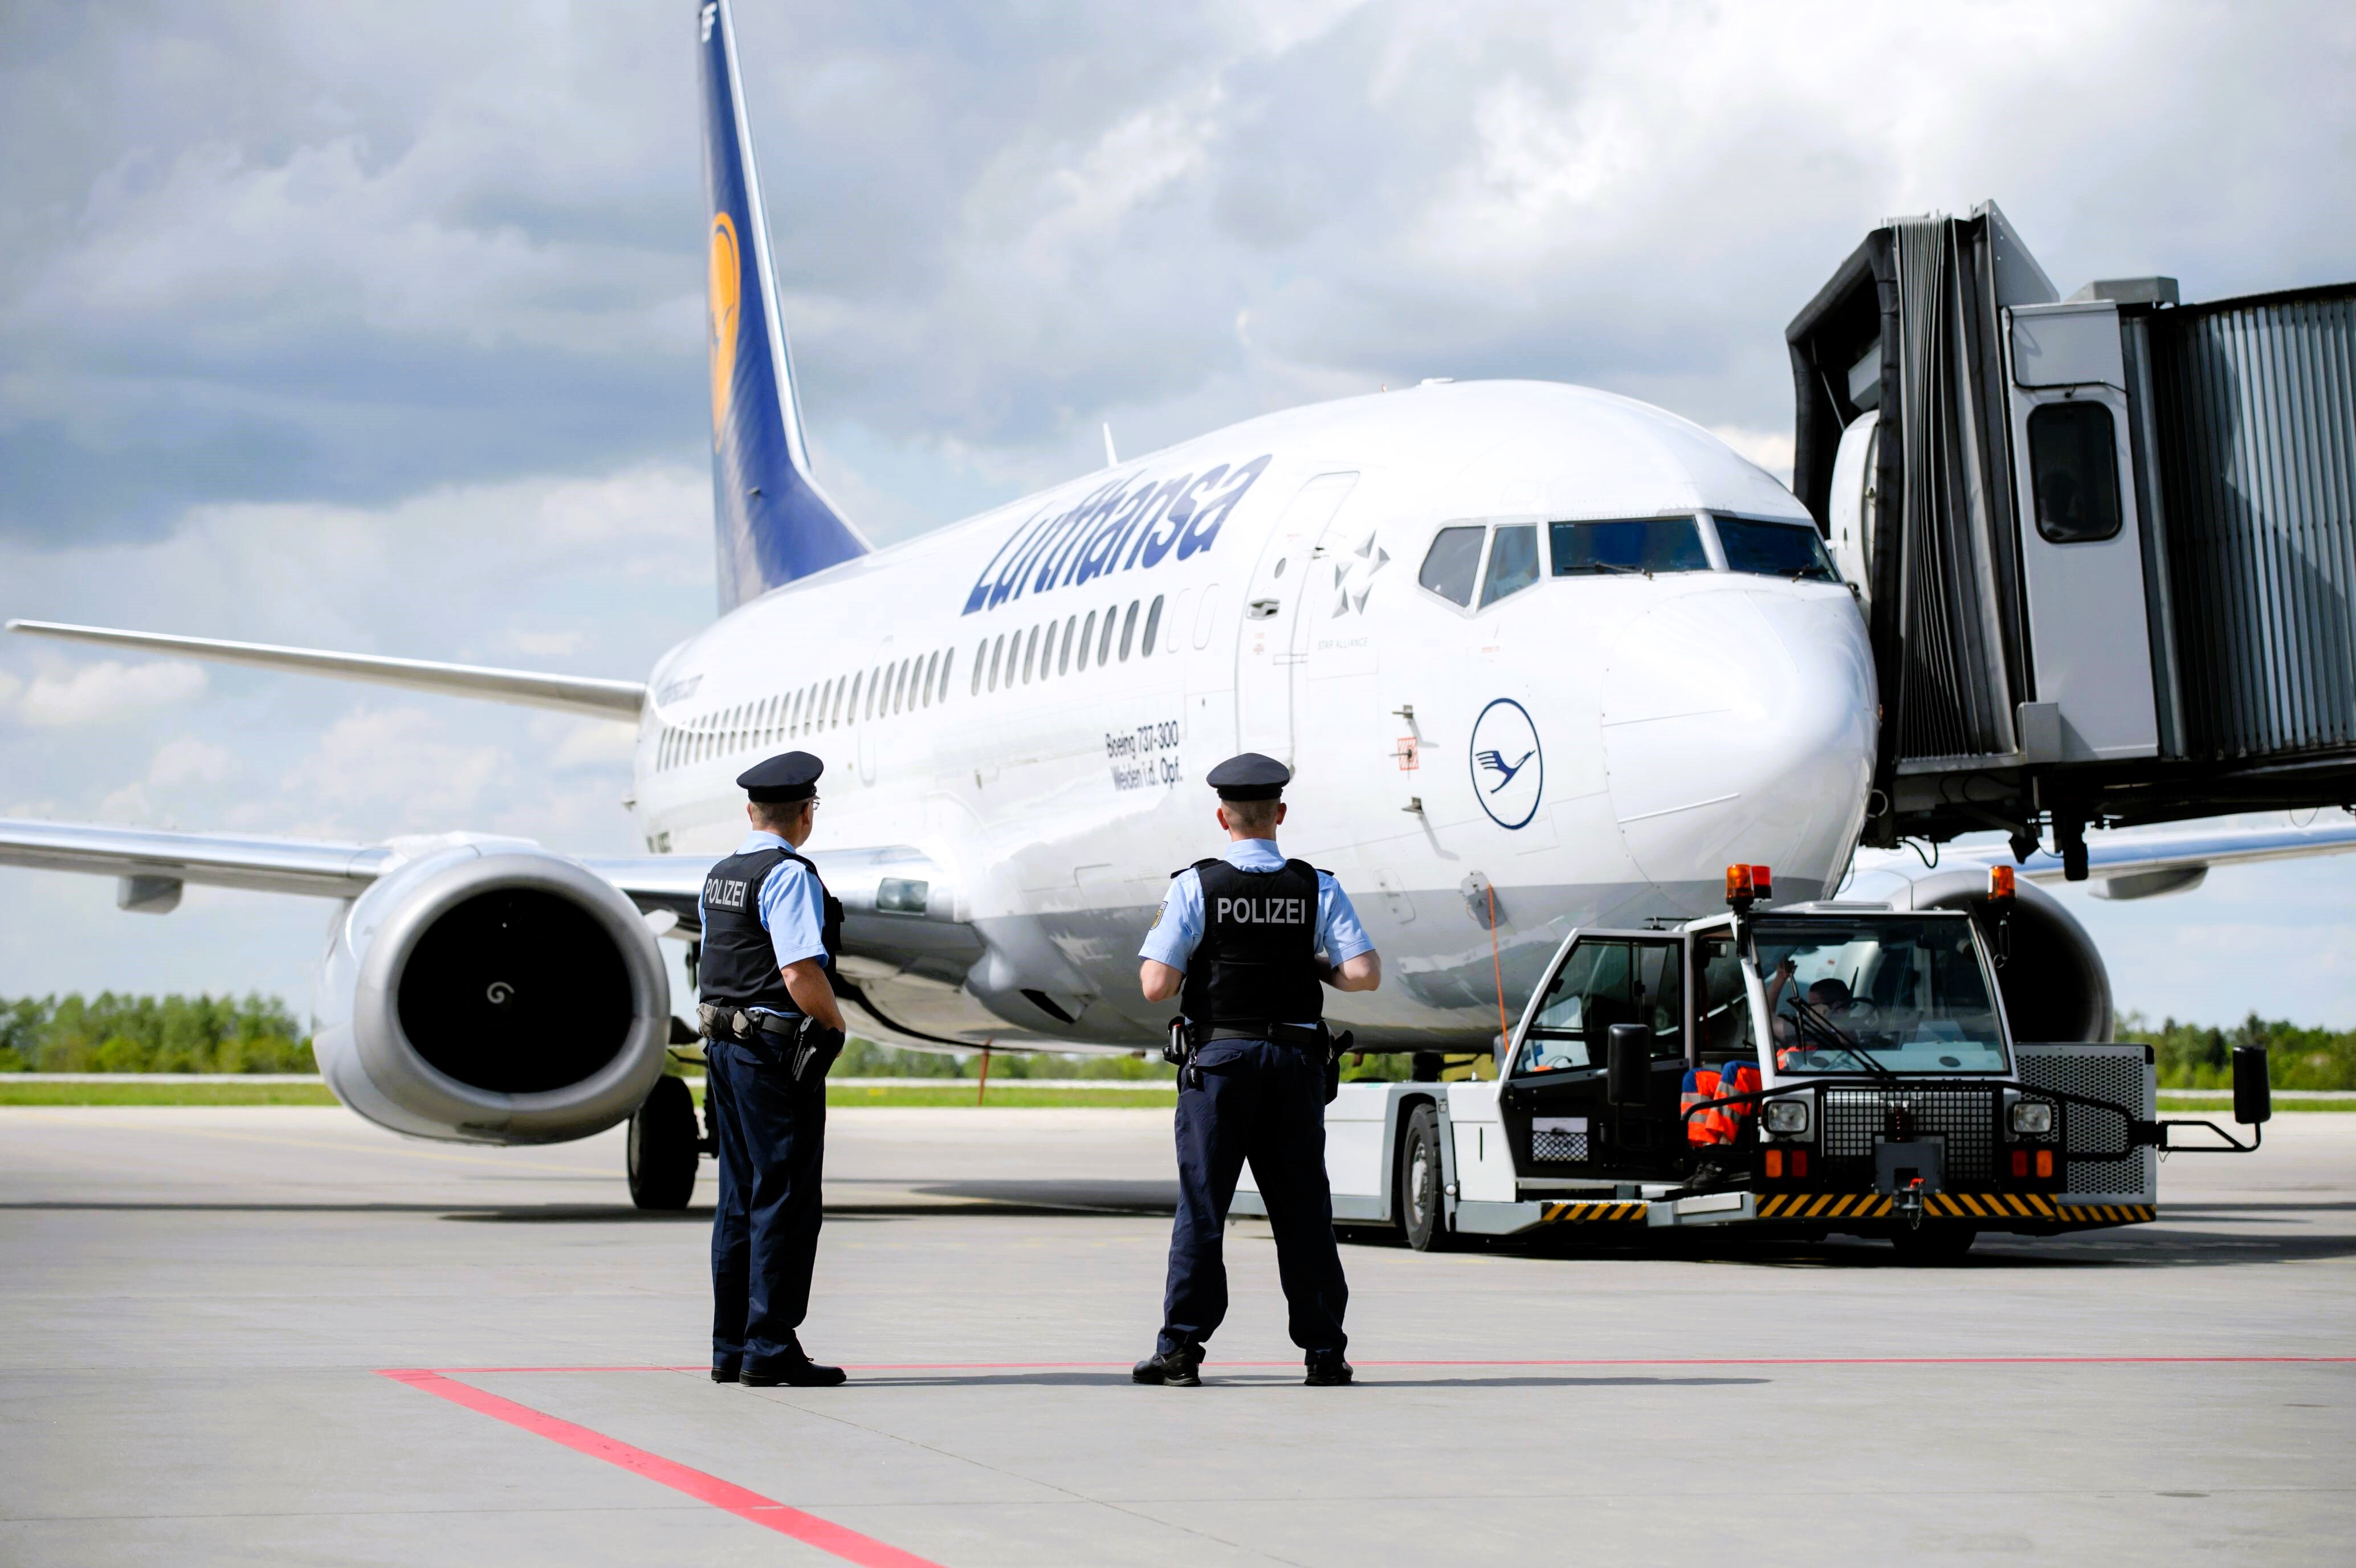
{"left": 1550, "top": 518, "right": 1710, "bottom": 577}
{"left": 1715, "top": 517, "right": 1839, "bottom": 582}
{"left": 1418, "top": 525, "right": 1486, "bottom": 606}
{"left": 1480, "top": 525, "right": 1540, "bottom": 607}
{"left": 2026, "top": 401, "right": 2123, "bottom": 543}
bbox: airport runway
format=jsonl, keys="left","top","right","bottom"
{"left": 2, "top": 1105, "right": 2350, "bottom": 1566}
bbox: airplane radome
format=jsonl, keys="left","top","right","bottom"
{"left": 0, "top": 0, "right": 1880, "bottom": 1154}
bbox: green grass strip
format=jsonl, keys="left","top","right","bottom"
{"left": 2157, "top": 1095, "right": 2356, "bottom": 1113}
{"left": 817, "top": 1084, "right": 1175, "bottom": 1108}
{"left": 0, "top": 1081, "right": 343, "bottom": 1106}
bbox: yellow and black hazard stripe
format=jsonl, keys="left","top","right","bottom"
{"left": 2052, "top": 1202, "right": 2157, "bottom": 1226}
{"left": 1755, "top": 1191, "right": 2156, "bottom": 1226}
{"left": 1922, "top": 1192, "right": 2057, "bottom": 1220}
{"left": 1539, "top": 1200, "right": 1649, "bottom": 1224}
{"left": 1756, "top": 1192, "right": 1896, "bottom": 1220}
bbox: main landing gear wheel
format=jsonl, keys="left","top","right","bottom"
{"left": 627, "top": 1075, "right": 700, "bottom": 1211}
{"left": 1401, "top": 1102, "right": 1452, "bottom": 1252}
{"left": 1889, "top": 1224, "right": 1977, "bottom": 1263}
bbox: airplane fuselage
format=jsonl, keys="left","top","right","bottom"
{"left": 630, "top": 380, "right": 1877, "bottom": 1052}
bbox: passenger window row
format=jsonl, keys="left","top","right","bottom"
{"left": 967, "top": 593, "right": 1165, "bottom": 696}
{"left": 1417, "top": 514, "right": 1837, "bottom": 609}
{"left": 653, "top": 643, "right": 959, "bottom": 771}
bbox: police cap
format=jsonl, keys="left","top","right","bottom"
{"left": 1206, "top": 752, "right": 1290, "bottom": 801}
{"left": 736, "top": 750, "right": 824, "bottom": 804}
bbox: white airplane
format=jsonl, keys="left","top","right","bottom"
{"left": 6, "top": 0, "right": 2351, "bottom": 1195}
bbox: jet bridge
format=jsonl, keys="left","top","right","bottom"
{"left": 1787, "top": 203, "right": 2356, "bottom": 876}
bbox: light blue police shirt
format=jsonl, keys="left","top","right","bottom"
{"left": 698, "top": 831, "right": 829, "bottom": 974}
{"left": 1139, "top": 839, "right": 1375, "bottom": 993}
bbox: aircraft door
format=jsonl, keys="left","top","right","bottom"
{"left": 1236, "top": 472, "right": 1358, "bottom": 764}
{"left": 1828, "top": 411, "right": 1877, "bottom": 608}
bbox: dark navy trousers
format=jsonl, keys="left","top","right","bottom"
{"left": 1158, "top": 1038, "right": 1349, "bottom": 1361}
{"left": 706, "top": 1038, "right": 826, "bottom": 1375}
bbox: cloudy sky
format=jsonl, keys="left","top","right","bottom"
{"left": 3, "top": 0, "right": 2352, "bottom": 1028}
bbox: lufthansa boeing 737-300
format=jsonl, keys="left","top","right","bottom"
{"left": 5, "top": 0, "right": 2351, "bottom": 1197}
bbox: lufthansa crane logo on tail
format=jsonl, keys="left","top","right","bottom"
{"left": 1469, "top": 698, "right": 1543, "bottom": 829}
{"left": 708, "top": 212, "right": 741, "bottom": 448}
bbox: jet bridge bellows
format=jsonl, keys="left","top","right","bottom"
{"left": 1788, "top": 203, "right": 2356, "bottom": 872}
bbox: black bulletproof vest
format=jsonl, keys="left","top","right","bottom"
{"left": 698, "top": 845, "right": 843, "bottom": 1015}
{"left": 1177, "top": 856, "right": 1324, "bottom": 1028}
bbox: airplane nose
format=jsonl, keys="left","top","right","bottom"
{"left": 1600, "top": 586, "right": 1876, "bottom": 903}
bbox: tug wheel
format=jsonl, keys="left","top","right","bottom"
{"left": 1400, "top": 1103, "right": 1452, "bottom": 1252}
{"left": 1889, "top": 1224, "right": 1977, "bottom": 1263}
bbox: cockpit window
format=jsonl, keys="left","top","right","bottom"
{"left": 1715, "top": 517, "right": 1839, "bottom": 582}
{"left": 1419, "top": 525, "right": 1486, "bottom": 607}
{"left": 1479, "top": 525, "right": 1540, "bottom": 607}
{"left": 1550, "top": 518, "right": 1710, "bottom": 576}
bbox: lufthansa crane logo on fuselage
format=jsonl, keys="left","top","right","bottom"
{"left": 708, "top": 212, "right": 741, "bottom": 448}
{"left": 1469, "top": 698, "right": 1543, "bottom": 830}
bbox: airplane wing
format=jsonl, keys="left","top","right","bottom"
{"left": 0, "top": 818, "right": 945, "bottom": 933}
{"left": 7, "top": 620, "right": 645, "bottom": 722}
{"left": 1856, "top": 815, "right": 2356, "bottom": 900}
{"left": 0, "top": 818, "right": 987, "bottom": 1032}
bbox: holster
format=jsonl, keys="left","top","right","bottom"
{"left": 1164, "top": 1016, "right": 1197, "bottom": 1089}
{"left": 1324, "top": 1028, "right": 1354, "bottom": 1105}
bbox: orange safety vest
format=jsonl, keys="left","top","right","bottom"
{"left": 1681, "top": 1067, "right": 1733, "bottom": 1146}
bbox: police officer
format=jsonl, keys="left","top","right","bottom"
{"left": 1132, "top": 753, "right": 1382, "bottom": 1388}
{"left": 698, "top": 751, "right": 849, "bottom": 1388}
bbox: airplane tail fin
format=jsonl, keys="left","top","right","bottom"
{"left": 697, "top": 0, "right": 867, "bottom": 612}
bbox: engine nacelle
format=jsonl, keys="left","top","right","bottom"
{"left": 312, "top": 839, "right": 671, "bottom": 1144}
{"left": 1864, "top": 865, "right": 2114, "bottom": 1043}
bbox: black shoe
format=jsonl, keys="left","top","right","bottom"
{"left": 740, "top": 1328, "right": 853, "bottom": 1384}
{"left": 1304, "top": 1358, "right": 1354, "bottom": 1386}
{"left": 711, "top": 1365, "right": 740, "bottom": 1384}
{"left": 1132, "top": 1348, "right": 1203, "bottom": 1387}
{"left": 740, "top": 1354, "right": 846, "bottom": 1388}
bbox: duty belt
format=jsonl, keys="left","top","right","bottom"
{"left": 696, "top": 1002, "right": 805, "bottom": 1042}
{"left": 1187, "top": 1020, "right": 1330, "bottom": 1051}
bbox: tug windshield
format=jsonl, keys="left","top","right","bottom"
{"left": 1752, "top": 916, "right": 2006, "bottom": 1075}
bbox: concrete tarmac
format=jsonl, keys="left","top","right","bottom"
{"left": 2, "top": 1104, "right": 2350, "bottom": 1566}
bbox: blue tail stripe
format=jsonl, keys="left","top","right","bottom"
{"left": 699, "top": 0, "right": 866, "bottom": 611}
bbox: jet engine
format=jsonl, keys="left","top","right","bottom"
{"left": 311, "top": 840, "right": 671, "bottom": 1143}
{"left": 1880, "top": 867, "right": 2113, "bottom": 1043}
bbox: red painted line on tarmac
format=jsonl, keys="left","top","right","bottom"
{"left": 423, "top": 1354, "right": 2356, "bottom": 1376}
{"left": 838, "top": 1354, "right": 2356, "bottom": 1370}
{"left": 378, "top": 1369, "right": 944, "bottom": 1568}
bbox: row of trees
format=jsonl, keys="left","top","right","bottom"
{"left": 0, "top": 994, "right": 315, "bottom": 1074}
{"left": 5, "top": 994, "right": 2349, "bottom": 1089}
{"left": 2115, "top": 1012, "right": 2356, "bottom": 1091}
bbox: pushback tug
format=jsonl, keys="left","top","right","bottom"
{"left": 1236, "top": 864, "right": 2268, "bottom": 1259}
